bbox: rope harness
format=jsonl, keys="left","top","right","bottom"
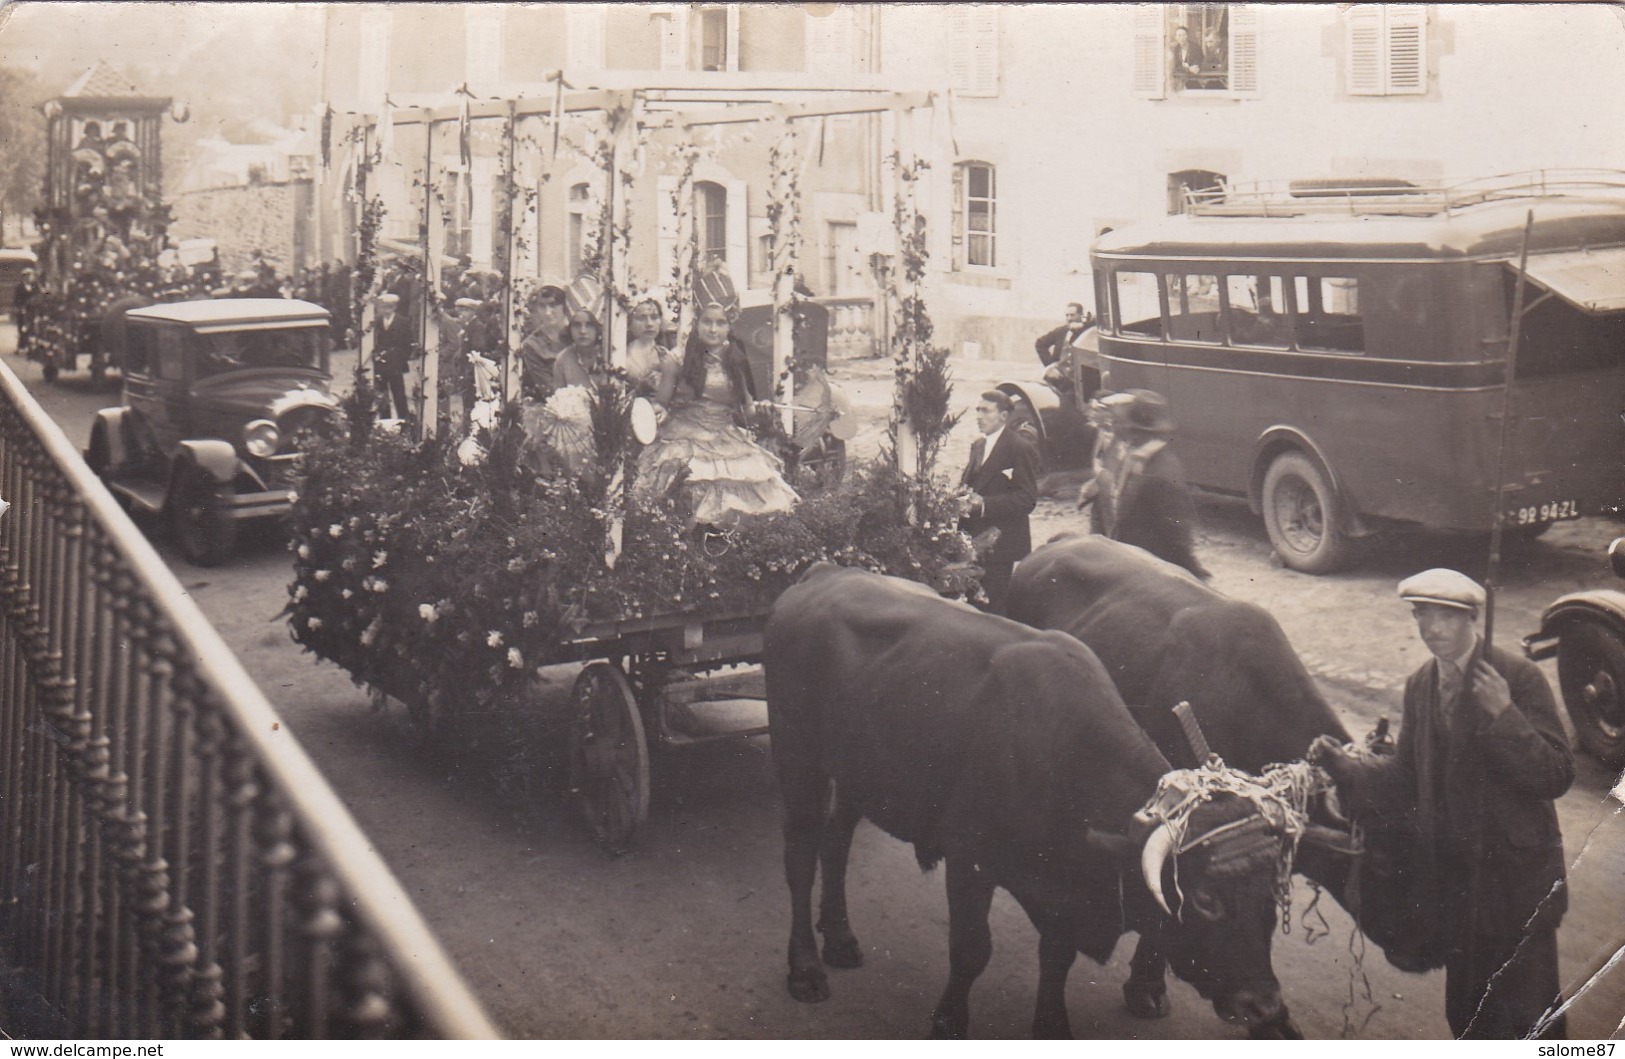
{"left": 1133, "top": 755, "right": 1339, "bottom": 930}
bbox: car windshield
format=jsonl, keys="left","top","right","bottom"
{"left": 191, "top": 328, "right": 326, "bottom": 376}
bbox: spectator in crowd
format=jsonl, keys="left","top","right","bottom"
{"left": 372, "top": 291, "right": 417, "bottom": 420}
{"left": 958, "top": 389, "right": 1039, "bottom": 614}
{"left": 1096, "top": 389, "right": 1209, "bottom": 579}
{"left": 518, "top": 285, "right": 570, "bottom": 400}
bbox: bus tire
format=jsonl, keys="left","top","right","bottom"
{"left": 1555, "top": 620, "right": 1625, "bottom": 769}
{"left": 1261, "top": 451, "right": 1351, "bottom": 575}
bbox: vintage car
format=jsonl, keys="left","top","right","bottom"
{"left": 994, "top": 323, "right": 1102, "bottom": 474}
{"left": 1524, "top": 536, "right": 1625, "bottom": 769}
{"left": 85, "top": 298, "right": 340, "bottom": 566}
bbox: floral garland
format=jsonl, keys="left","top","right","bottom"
{"left": 765, "top": 120, "right": 807, "bottom": 402}
{"left": 285, "top": 404, "right": 976, "bottom": 795}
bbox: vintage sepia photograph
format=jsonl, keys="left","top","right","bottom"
{"left": 0, "top": 0, "right": 1621, "bottom": 1043}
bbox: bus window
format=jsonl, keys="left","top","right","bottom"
{"left": 1295, "top": 275, "right": 1365, "bottom": 353}
{"left": 1225, "top": 275, "right": 1289, "bottom": 348}
{"left": 1115, "top": 271, "right": 1163, "bottom": 338}
{"left": 1168, "top": 274, "right": 1222, "bottom": 343}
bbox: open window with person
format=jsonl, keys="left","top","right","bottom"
{"left": 1135, "top": 3, "right": 1258, "bottom": 98}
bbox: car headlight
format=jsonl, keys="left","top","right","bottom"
{"left": 243, "top": 419, "right": 280, "bottom": 458}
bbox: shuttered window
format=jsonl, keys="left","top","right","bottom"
{"left": 805, "top": 6, "right": 856, "bottom": 75}
{"left": 947, "top": 6, "right": 999, "bottom": 97}
{"left": 466, "top": 7, "right": 504, "bottom": 83}
{"left": 657, "top": 5, "right": 689, "bottom": 72}
{"left": 1346, "top": 5, "right": 1428, "bottom": 96}
{"left": 566, "top": 4, "right": 605, "bottom": 71}
{"left": 1134, "top": 4, "right": 1259, "bottom": 99}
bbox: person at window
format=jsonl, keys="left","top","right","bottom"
{"left": 625, "top": 296, "right": 679, "bottom": 424}
{"left": 1100, "top": 389, "right": 1209, "bottom": 579}
{"left": 958, "top": 390, "right": 1039, "bottom": 615}
{"left": 518, "top": 285, "right": 570, "bottom": 401}
{"left": 1310, "top": 569, "right": 1572, "bottom": 1040}
{"left": 636, "top": 263, "right": 799, "bottom": 526}
{"left": 1169, "top": 25, "right": 1205, "bottom": 90}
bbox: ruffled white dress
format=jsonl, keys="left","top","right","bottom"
{"left": 637, "top": 350, "right": 799, "bottom": 524}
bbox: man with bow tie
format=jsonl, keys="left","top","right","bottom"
{"left": 958, "top": 390, "right": 1038, "bottom": 614}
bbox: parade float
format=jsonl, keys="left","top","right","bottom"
{"left": 283, "top": 84, "right": 976, "bottom": 850}
{"left": 24, "top": 62, "right": 209, "bottom": 381}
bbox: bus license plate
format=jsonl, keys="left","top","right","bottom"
{"left": 1511, "top": 500, "right": 1580, "bottom": 526}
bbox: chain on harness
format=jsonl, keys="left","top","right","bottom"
{"left": 1133, "top": 755, "right": 1340, "bottom": 931}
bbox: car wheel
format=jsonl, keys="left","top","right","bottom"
{"left": 1261, "top": 451, "right": 1351, "bottom": 575}
{"left": 169, "top": 465, "right": 236, "bottom": 567}
{"left": 1555, "top": 620, "right": 1625, "bottom": 769}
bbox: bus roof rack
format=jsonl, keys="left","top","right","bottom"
{"left": 1183, "top": 169, "right": 1625, "bottom": 218}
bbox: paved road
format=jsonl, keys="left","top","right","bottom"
{"left": 5, "top": 329, "right": 1621, "bottom": 1039}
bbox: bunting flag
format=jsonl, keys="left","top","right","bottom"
{"left": 330, "top": 139, "right": 355, "bottom": 208}
{"left": 457, "top": 89, "right": 473, "bottom": 171}
{"left": 550, "top": 75, "right": 564, "bottom": 161}
{"left": 319, "top": 103, "right": 333, "bottom": 172}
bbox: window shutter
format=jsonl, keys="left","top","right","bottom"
{"left": 726, "top": 177, "right": 749, "bottom": 287}
{"left": 950, "top": 163, "right": 966, "bottom": 270}
{"left": 805, "top": 7, "right": 855, "bottom": 75}
{"left": 1131, "top": 5, "right": 1166, "bottom": 100}
{"left": 1385, "top": 4, "right": 1427, "bottom": 94}
{"left": 660, "top": 6, "right": 690, "bottom": 71}
{"left": 466, "top": 8, "right": 504, "bottom": 84}
{"left": 1228, "top": 4, "right": 1260, "bottom": 97}
{"left": 726, "top": 5, "right": 741, "bottom": 72}
{"left": 567, "top": 5, "right": 606, "bottom": 70}
{"left": 948, "top": 6, "right": 999, "bottom": 97}
{"left": 1345, "top": 5, "right": 1384, "bottom": 95}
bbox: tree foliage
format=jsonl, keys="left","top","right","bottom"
{"left": 0, "top": 65, "right": 47, "bottom": 223}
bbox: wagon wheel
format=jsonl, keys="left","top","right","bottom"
{"left": 568, "top": 661, "right": 651, "bottom": 854}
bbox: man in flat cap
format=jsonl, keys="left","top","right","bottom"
{"left": 1312, "top": 568, "right": 1572, "bottom": 1039}
{"left": 372, "top": 291, "right": 417, "bottom": 420}
{"left": 1090, "top": 389, "right": 1209, "bottom": 579}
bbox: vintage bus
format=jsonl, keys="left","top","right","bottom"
{"left": 1090, "top": 172, "right": 1625, "bottom": 573}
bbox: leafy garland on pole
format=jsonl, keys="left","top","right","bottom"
{"left": 765, "top": 118, "right": 805, "bottom": 406}
{"left": 884, "top": 152, "right": 960, "bottom": 486}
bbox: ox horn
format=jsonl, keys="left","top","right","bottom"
{"left": 1140, "top": 823, "right": 1178, "bottom": 917}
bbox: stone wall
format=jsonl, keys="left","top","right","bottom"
{"left": 169, "top": 179, "right": 312, "bottom": 275}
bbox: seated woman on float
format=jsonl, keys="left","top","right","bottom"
{"left": 637, "top": 264, "right": 799, "bottom": 525}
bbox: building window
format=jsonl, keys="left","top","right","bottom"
{"left": 1346, "top": 5, "right": 1427, "bottom": 96}
{"left": 358, "top": 10, "right": 390, "bottom": 108}
{"left": 805, "top": 6, "right": 857, "bottom": 75}
{"left": 656, "top": 4, "right": 739, "bottom": 72}
{"left": 568, "top": 182, "right": 593, "bottom": 278}
{"left": 566, "top": 4, "right": 605, "bottom": 71}
{"left": 465, "top": 6, "right": 504, "bottom": 84}
{"left": 1168, "top": 169, "right": 1227, "bottom": 214}
{"left": 695, "top": 181, "right": 728, "bottom": 267}
{"left": 947, "top": 6, "right": 998, "bottom": 97}
{"left": 956, "top": 163, "right": 997, "bottom": 269}
{"left": 1134, "top": 3, "right": 1258, "bottom": 99}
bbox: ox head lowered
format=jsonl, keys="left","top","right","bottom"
{"left": 1127, "top": 759, "right": 1359, "bottom": 1030}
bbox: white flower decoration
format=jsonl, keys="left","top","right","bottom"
{"left": 314, "top": 570, "right": 331, "bottom": 582}
{"left": 297, "top": 544, "right": 311, "bottom": 560}
{"left": 486, "top": 630, "right": 503, "bottom": 648}
{"left": 328, "top": 524, "right": 343, "bottom": 538}
{"left": 507, "top": 647, "right": 524, "bottom": 669}
{"left": 372, "top": 550, "right": 388, "bottom": 569}
{"left": 293, "top": 585, "right": 308, "bottom": 602}
{"left": 307, "top": 617, "right": 322, "bottom": 630}
{"left": 470, "top": 398, "right": 500, "bottom": 432}
{"left": 419, "top": 603, "right": 439, "bottom": 623}
{"left": 457, "top": 436, "right": 487, "bottom": 467}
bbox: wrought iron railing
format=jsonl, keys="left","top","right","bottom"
{"left": 0, "top": 357, "right": 499, "bottom": 1038}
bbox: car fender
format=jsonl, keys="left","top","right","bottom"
{"left": 173, "top": 439, "right": 241, "bottom": 488}
{"left": 87, "top": 408, "right": 135, "bottom": 471}
{"left": 1536, "top": 589, "right": 1625, "bottom": 641}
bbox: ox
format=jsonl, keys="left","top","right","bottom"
{"left": 1006, "top": 535, "right": 1410, "bottom": 1028}
{"left": 765, "top": 564, "right": 1316, "bottom": 1038}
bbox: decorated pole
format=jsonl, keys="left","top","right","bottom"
{"left": 606, "top": 95, "right": 634, "bottom": 369}
{"left": 501, "top": 101, "right": 519, "bottom": 403}
{"left": 356, "top": 122, "right": 376, "bottom": 379}
{"left": 770, "top": 117, "right": 801, "bottom": 436}
{"left": 420, "top": 114, "right": 442, "bottom": 437}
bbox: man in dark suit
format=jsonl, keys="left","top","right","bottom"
{"left": 372, "top": 291, "right": 417, "bottom": 420}
{"left": 1034, "top": 302, "right": 1099, "bottom": 401}
{"left": 959, "top": 390, "right": 1039, "bottom": 614}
